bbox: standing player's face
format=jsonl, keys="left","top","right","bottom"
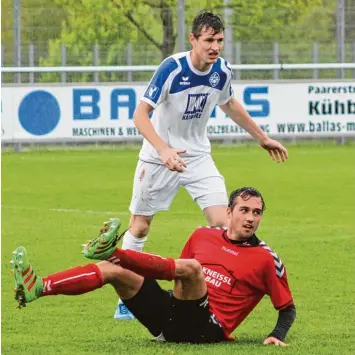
{"left": 227, "top": 196, "right": 263, "bottom": 240}
{"left": 190, "top": 26, "right": 224, "bottom": 64}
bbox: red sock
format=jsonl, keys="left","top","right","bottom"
{"left": 41, "top": 264, "right": 104, "bottom": 296}
{"left": 107, "top": 249, "right": 175, "bottom": 281}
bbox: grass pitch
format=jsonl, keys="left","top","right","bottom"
{"left": 2, "top": 144, "right": 355, "bottom": 355}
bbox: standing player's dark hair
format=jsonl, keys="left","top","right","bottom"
{"left": 191, "top": 11, "right": 224, "bottom": 38}
{"left": 228, "top": 187, "right": 266, "bottom": 212}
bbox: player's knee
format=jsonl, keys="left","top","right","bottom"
{"left": 209, "top": 218, "right": 226, "bottom": 227}
{"left": 179, "top": 259, "right": 203, "bottom": 279}
{"left": 203, "top": 205, "right": 228, "bottom": 227}
{"left": 218, "top": 221, "right": 228, "bottom": 228}
{"left": 97, "top": 261, "right": 125, "bottom": 284}
{"left": 129, "top": 215, "right": 152, "bottom": 237}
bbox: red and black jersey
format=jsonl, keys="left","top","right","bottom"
{"left": 180, "top": 227, "right": 294, "bottom": 337}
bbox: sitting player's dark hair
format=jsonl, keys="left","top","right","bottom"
{"left": 192, "top": 11, "right": 224, "bottom": 38}
{"left": 228, "top": 187, "right": 266, "bottom": 212}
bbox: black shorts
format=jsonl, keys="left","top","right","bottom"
{"left": 123, "top": 278, "right": 226, "bottom": 343}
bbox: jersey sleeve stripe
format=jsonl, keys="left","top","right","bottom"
{"left": 143, "top": 57, "right": 178, "bottom": 105}
{"left": 141, "top": 96, "right": 157, "bottom": 109}
{"left": 218, "top": 95, "right": 232, "bottom": 106}
{"left": 259, "top": 240, "right": 285, "bottom": 278}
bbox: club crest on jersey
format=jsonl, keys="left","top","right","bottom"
{"left": 209, "top": 72, "right": 220, "bottom": 87}
{"left": 179, "top": 76, "right": 190, "bottom": 85}
{"left": 145, "top": 84, "right": 159, "bottom": 99}
{"left": 183, "top": 93, "right": 209, "bottom": 120}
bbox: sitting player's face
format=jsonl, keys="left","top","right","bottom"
{"left": 227, "top": 196, "right": 263, "bottom": 240}
{"left": 191, "top": 26, "right": 224, "bottom": 64}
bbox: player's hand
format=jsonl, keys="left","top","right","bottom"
{"left": 260, "top": 138, "right": 288, "bottom": 163}
{"left": 263, "top": 336, "right": 288, "bottom": 346}
{"left": 159, "top": 147, "right": 187, "bottom": 172}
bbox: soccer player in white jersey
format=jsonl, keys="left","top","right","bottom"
{"left": 115, "top": 11, "right": 288, "bottom": 319}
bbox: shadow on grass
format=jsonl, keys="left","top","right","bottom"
{"left": 141, "top": 337, "right": 263, "bottom": 346}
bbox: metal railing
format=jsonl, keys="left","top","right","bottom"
{"left": 3, "top": 63, "right": 355, "bottom": 73}
{"left": 2, "top": 62, "right": 355, "bottom": 85}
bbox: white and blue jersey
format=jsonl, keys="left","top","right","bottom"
{"left": 140, "top": 51, "right": 233, "bottom": 163}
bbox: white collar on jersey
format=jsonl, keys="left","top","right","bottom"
{"left": 186, "top": 51, "right": 215, "bottom": 76}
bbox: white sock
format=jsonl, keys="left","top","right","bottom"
{"left": 121, "top": 229, "right": 147, "bottom": 251}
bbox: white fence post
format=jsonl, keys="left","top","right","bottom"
{"left": 235, "top": 42, "right": 241, "bottom": 81}
{"left": 61, "top": 44, "right": 67, "bottom": 83}
{"left": 312, "top": 42, "right": 319, "bottom": 80}
{"left": 273, "top": 42, "right": 279, "bottom": 80}
{"left": 127, "top": 43, "right": 133, "bottom": 82}
{"left": 93, "top": 44, "right": 99, "bottom": 83}
{"left": 29, "top": 43, "right": 35, "bottom": 84}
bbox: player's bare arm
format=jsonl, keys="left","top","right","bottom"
{"left": 219, "top": 98, "right": 288, "bottom": 163}
{"left": 133, "top": 101, "right": 187, "bottom": 172}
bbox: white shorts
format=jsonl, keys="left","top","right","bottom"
{"left": 129, "top": 155, "right": 228, "bottom": 216}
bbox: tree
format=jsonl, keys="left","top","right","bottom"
{"left": 36, "top": 0, "right": 179, "bottom": 81}
{"left": 1, "top": 0, "right": 65, "bottom": 65}
{"left": 40, "top": 0, "right": 176, "bottom": 68}
{"left": 112, "top": 0, "right": 176, "bottom": 59}
{"left": 345, "top": 0, "right": 355, "bottom": 41}
{"left": 33, "top": 0, "right": 345, "bottom": 82}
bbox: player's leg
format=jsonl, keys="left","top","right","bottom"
{"left": 10, "top": 248, "right": 142, "bottom": 309}
{"left": 83, "top": 229, "right": 224, "bottom": 341}
{"left": 84, "top": 229, "right": 203, "bottom": 286}
{"left": 124, "top": 160, "right": 180, "bottom": 248}
{"left": 165, "top": 260, "right": 225, "bottom": 343}
{"left": 86, "top": 238, "right": 203, "bottom": 293}
{"left": 123, "top": 215, "right": 153, "bottom": 249}
{"left": 100, "top": 265, "right": 175, "bottom": 340}
{"left": 97, "top": 261, "right": 144, "bottom": 300}
{"left": 119, "top": 261, "right": 221, "bottom": 342}
{"left": 121, "top": 278, "right": 172, "bottom": 338}
{"left": 86, "top": 243, "right": 176, "bottom": 281}
{"left": 109, "top": 256, "right": 223, "bottom": 342}
{"left": 115, "top": 159, "right": 180, "bottom": 319}
{"left": 183, "top": 155, "right": 228, "bottom": 227}
{"left": 203, "top": 205, "right": 228, "bottom": 227}
{"left": 173, "top": 259, "right": 207, "bottom": 300}
{"left": 11, "top": 218, "right": 122, "bottom": 308}
{"left": 116, "top": 214, "right": 153, "bottom": 319}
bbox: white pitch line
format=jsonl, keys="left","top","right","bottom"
{"left": 2, "top": 204, "right": 129, "bottom": 215}
{"left": 1, "top": 205, "right": 196, "bottom": 215}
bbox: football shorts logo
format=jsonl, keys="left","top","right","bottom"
{"left": 209, "top": 72, "right": 220, "bottom": 87}
{"left": 146, "top": 84, "right": 159, "bottom": 99}
{"left": 183, "top": 93, "right": 209, "bottom": 120}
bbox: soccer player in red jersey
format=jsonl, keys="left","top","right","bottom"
{"left": 11, "top": 187, "right": 295, "bottom": 345}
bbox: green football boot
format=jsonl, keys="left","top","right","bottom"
{"left": 10, "top": 246, "right": 43, "bottom": 309}
{"left": 82, "top": 218, "right": 122, "bottom": 260}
